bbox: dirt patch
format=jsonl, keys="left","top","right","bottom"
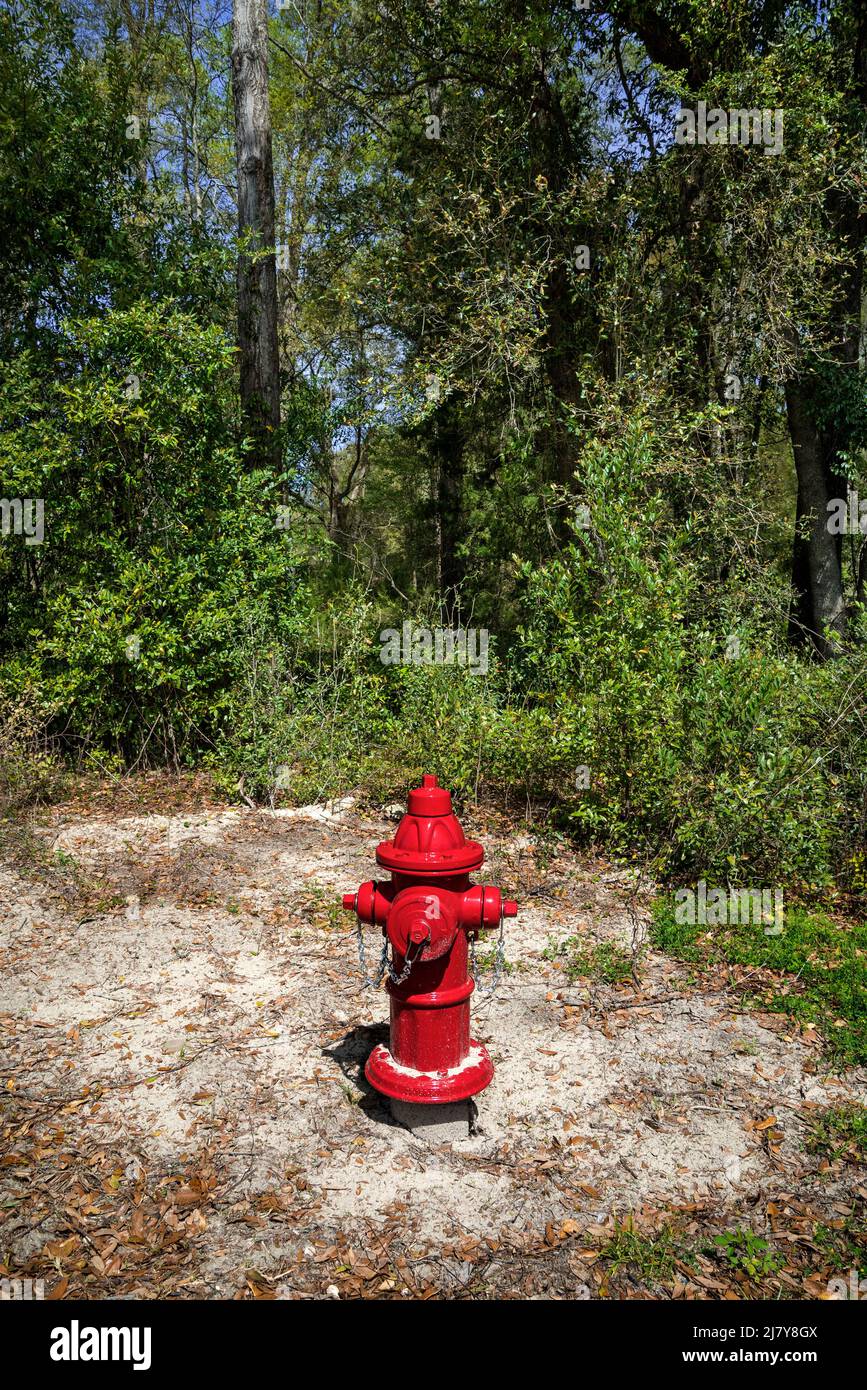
{"left": 2, "top": 792, "right": 865, "bottom": 1299}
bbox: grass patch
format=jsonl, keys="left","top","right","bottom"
{"left": 470, "top": 944, "right": 514, "bottom": 978}
{"left": 0, "top": 812, "right": 122, "bottom": 917}
{"left": 600, "top": 1217, "right": 681, "bottom": 1283}
{"left": 812, "top": 1217, "right": 867, "bottom": 1278}
{"left": 543, "top": 937, "right": 636, "bottom": 983}
{"left": 806, "top": 1104, "right": 867, "bottom": 1165}
{"left": 304, "top": 884, "right": 348, "bottom": 933}
{"left": 651, "top": 899, "right": 867, "bottom": 1067}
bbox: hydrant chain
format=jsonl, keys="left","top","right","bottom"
{"left": 355, "top": 903, "right": 389, "bottom": 990}
{"left": 385, "top": 936, "right": 423, "bottom": 986}
{"left": 355, "top": 909, "right": 421, "bottom": 989}
{"left": 470, "top": 900, "right": 507, "bottom": 999}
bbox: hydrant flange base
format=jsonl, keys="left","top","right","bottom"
{"left": 365, "top": 1039, "right": 493, "bottom": 1104}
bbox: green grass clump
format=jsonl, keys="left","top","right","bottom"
{"left": 806, "top": 1104, "right": 867, "bottom": 1165}
{"left": 544, "top": 936, "right": 636, "bottom": 983}
{"left": 601, "top": 1218, "right": 681, "bottom": 1283}
{"left": 651, "top": 899, "right": 867, "bottom": 1067}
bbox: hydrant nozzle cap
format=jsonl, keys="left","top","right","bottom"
{"left": 407, "top": 773, "right": 452, "bottom": 817}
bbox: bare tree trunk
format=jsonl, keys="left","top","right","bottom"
{"left": 784, "top": 382, "right": 847, "bottom": 657}
{"left": 231, "top": 0, "right": 281, "bottom": 469}
{"left": 784, "top": 0, "right": 865, "bottom": 657}
{"left": 432, "top": 403, "right": 465, "bottom": 614}
{"left": 526, "top": 60, "right": 584, "bottom": 493}
{"left": 327, "top": 423, "right": 371, "bottom": 545}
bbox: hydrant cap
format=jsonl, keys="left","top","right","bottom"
{"left": 375, "top": 774, "right": 484, "bottom": 876}
{"left": 407, "top": 773, "right": 452, "bottom": 816}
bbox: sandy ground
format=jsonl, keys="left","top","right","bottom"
{"left": 1, "top": 788, "right": 865, "bottom": 1299}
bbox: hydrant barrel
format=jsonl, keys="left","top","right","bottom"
{"left": 342, "top": 775, "right": 516, "bottom": 1104}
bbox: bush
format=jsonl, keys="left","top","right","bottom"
{"left": 0, "top": 303, "right": 312, "bottom": 764}
{"left": 3, "top": 349, "right": 865, "bottom": 907}
{"left": 211, "top": 592, "right": 505, "bottom": 805}
{"left": 501, "top": 420, "right": 867, "bottom": 889}
{"left": 0, "top": 685, "right": 65, "bottom": 813}
{"left": 205, "top": 417, "right": 865, "bottom": 900}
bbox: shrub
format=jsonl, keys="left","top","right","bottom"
{"left": 0, "top": 684, "right": 65, "bottom": 813}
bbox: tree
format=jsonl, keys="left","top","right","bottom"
{"left": 231, "top": 0, "right": 281, "bottom": 469}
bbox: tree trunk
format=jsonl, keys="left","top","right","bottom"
{"left": 525, "top": 61, "right": 584, "bottom": 493}
{"left": 432, "top": 404, "right": 465, "bottom": 611}
{"left": 327, "top": 422, "right": 371, "bottom": 547}
{"left": 231, "top": 0, "right": 281, "bottom": 469}
{"left": 784, "top": 0, "right": 865, "bottom": 657}
{"left": 784, "top": 382, "right": 847, "bottom": 656}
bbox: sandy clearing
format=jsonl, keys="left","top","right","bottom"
{"left": 2, "top": 799, "right": 865, "bottom": 1297}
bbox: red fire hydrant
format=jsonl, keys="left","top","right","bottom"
{"left": 342, "top": 774, "right": 517, "bottom": 1104}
